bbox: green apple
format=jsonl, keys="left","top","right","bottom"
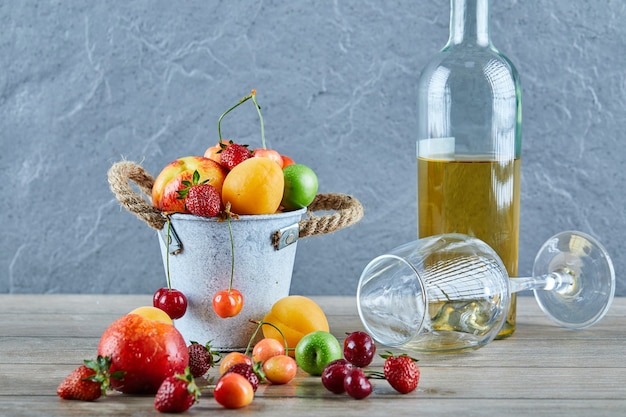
{"left": 295, "top": 330, "right": 343, "bottom": 376}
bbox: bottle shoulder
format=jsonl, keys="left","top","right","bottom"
{"left": 419, "top": 45, "right": 520, "bottom": 81}
{"left": 417, "top": 45, "right": 521, "bottom": 95}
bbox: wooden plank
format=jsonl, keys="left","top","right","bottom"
{"left": 1, "top": 294, "right": 624, "bottom": 317}
{"left": 0, "top": 337, "right": 98, "bottom": 364}
{"left": 2, "top": 333, "right": 624, "bottom": 369}
{"left": 2, "top": 361, "right": 625, "bottom": 400}
{"left": 0, "top": 294, "right": 152, "bottom": 315}
{"left": 1, "top": 396, "right": 625, "bottom": 417}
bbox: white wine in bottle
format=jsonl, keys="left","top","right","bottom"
{"left": 416, "top": 0, "right": 522, "bottom": 338}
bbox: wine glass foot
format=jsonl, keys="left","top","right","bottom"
{"left": 532, "top": 231, "right": 615, "bottom": 329}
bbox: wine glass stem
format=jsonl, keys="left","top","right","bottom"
{"left": 510, "top": 271, "right": 575, "bottom": 294}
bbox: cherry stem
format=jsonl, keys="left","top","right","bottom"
{"left": 250, "top": 91, "right": 266, "bottom": 149}
{"left": 217, "top": 92, "right": 254, "bottom": 145}
{"left": 364, "top": 370, "right": 386, "bottom": 380}
{"left": 227, "top": 212, "right": 235, "bottom": 293}
{"left": 245, "top": 320, "right": 290, "bottom": 355}
{"left": 216, "top": 90, "right": 266, "bottom": 149}
{"left": 165, "top": 217, "right": 172, "bottom": 290}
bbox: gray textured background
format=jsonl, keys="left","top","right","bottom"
{"left": 1, "top": 1, "right": 624, "bottom": 297}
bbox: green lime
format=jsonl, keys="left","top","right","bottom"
{"left": 281, "top": 164, "right": 318, "bottom": 210}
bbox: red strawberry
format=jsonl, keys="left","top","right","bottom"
{"left": 219, "top": 141, "right": 251, "bottom": 170}
{"left": 154, "top": 367, "right": 200, "bottom": 413}
{"left": 188, "top": 341, "right": 219, "bottom": 378}
{"left": 177, "top": 170, "right": 222, "bottom": 217}
{"left": 57, "top": 356, "right": 123, "bottom": 401}
{"left": 185, "top": 184, "right": 222, "bottom": 217}
{"left": 381, "top": 352, "right": 420, "bottom": 394}
{"left": 223, "top": 362, "right": 263, "bottom": 392}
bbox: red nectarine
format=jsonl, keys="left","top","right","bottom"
{"left": 152, "top": 156, "right": 227, "bottom": 213}
{"left": 97, "top": 312, "right": 189, "bottom": 394}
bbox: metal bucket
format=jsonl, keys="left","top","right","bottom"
{"left": 107, "top": 161, "right": 364, "bottom": 351}
{"left": 158, "top": 209, "right": 305, "bottom": 350}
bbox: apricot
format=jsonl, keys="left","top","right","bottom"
{"left": 262, "top": 296, "right": 330, "bottom": 356}
{"left": 129, "top": 306, "right": 173, "bottom": 325}
{"left": 222, "top": 157, "right": 285, "bottom": 215}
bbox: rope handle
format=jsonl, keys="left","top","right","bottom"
{"left": 107, "top": 161, "right": 363, "bottom": 242}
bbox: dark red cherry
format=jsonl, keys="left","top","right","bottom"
{"left": 321, "top": 359, "right": 353, "bottom": 394}
{"left": 343, "top": 367, "right": 372, "bottom": 399}
{"left": 153, "top": 287, "right": 188, "bottom": 319}
{"left": 343, "top": 331, "right": 376, "bottom": 367}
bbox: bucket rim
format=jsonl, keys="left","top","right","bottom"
{"left": 168, "top": 207, "right": 307, "bottom": 223}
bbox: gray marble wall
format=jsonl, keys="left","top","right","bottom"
{"left": 2, "top": 1, "right": 624, "bottom": 297}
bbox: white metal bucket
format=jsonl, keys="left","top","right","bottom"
{"left": 107, "top": 161, "right": 364, "bottom": 351}
{"left": 158, "top": 208, "right": 306, "bottom": 351}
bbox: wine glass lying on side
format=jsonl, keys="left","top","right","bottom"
{"left": 356, "top": 231, "right": 615, "bottom": 354}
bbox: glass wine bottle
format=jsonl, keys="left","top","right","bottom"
{"left": 416, "top": 0, "right": 521, "bottom": 338}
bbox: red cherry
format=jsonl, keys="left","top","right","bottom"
{"left": 343, "top": 368, "right": 372, "bottom": 400}
{"left": 321, "top": 359, "right": 353, "bottom": 394}
{"left": 343, "top": 331, "right": 376, "bottom": 367}
{"left": 212, "top": 289, "right": 244, "bottom": 318}
{"left": 153, "top": 287, "right": 188, "bottom": 320}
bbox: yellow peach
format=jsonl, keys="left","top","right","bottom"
{"left": 262, "top": 296, "right": 330, "bottom": 356}
{"left": 128, "top": 306, "right": 174, "bottom": 325}
{"left": 221, "top": 157, "right": 284, "bottom": 215}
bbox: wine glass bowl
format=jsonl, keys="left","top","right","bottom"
{"left": 357, "top": 231, "right": 615, "bottom": 354}
{"left": 357, "top": 234, "right": 511, "bottom": 353}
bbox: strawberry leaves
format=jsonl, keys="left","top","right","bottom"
{"left": 176, "top": 170, "right": 222, "bottom": 217}
{"left": 176, "top": 170, "right": 208, "bottom": 201}
{"left": 57, "top": 355, "right": 125, "bottom": 401}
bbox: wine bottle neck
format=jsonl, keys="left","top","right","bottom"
{"left": 448, "top": 0, "right": 490, "bottom": 47}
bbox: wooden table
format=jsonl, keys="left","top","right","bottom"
{"left": 0, "top": 295, "right": 624, "bottom": 416}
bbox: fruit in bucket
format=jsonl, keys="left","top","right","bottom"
{"left": 177, "top": 170, "right": 223, "bottom": 217}
{"left": 206, "top": 141, "right": 290, "bottom": 169}
{"left": 281, "top": 154, "right": 295, "bottom": 167}
{"left": 154, "top": 90, "right": 315, "bottom": 216}
{"left": 210, "top": 91, "right": 286, "bottom": 215}
{"left": 203, "top": 142, "right": 222, "bottom": 163}
{"left": 97, "top": 306, "right": 189, "bottom": 394}
{"left": 222, "top": 157, "right": 285, "bottom": 215}
{"left": 281, "top": 163, "right": 318, "bottom": 210}
{"left": 261, "top": 295, "right": 330, "bottom": 354}
{"left": 152, "top": 156, "right": 227, "bottom": 213}
{"left": 253, "top": 148, "right": 284, "bottom": 168}
{"left": 219, "top": 141, "right": 252, "bottom": 170}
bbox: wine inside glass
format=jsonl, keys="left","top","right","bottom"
{"left": 356, "top": 231, "right": 615, "bottom": 354}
